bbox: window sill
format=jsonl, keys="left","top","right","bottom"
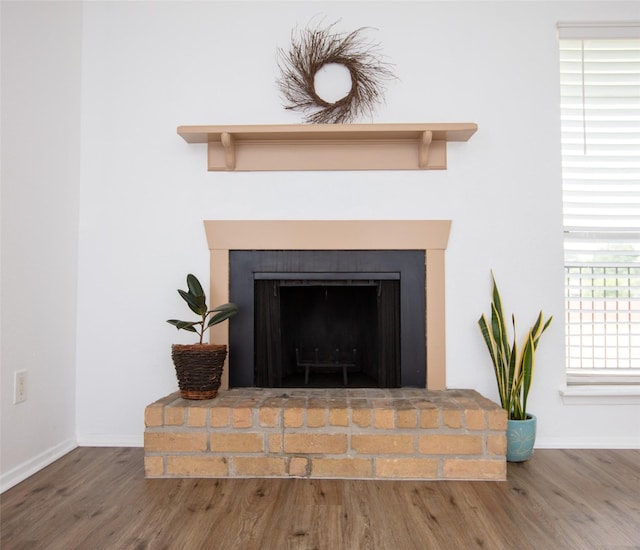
{"left": 559, "top": 385, "right": 640, "bottom": 405}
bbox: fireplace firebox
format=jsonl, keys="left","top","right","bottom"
{"left": 256, "top": 278, "right": 400, "bottom": 388}
{"left": 229, "top": 250, "right": 425, "bottom": 388}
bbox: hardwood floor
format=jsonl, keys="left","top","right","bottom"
{"left": 1, "top": 448, "right": 639, "bottom": 549}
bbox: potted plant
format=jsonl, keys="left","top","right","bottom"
{"left": 478, "top": 272, "right": 552, "bottom": 462}
{"left": 167, "top": 274, "right": 238, "bottom": 400}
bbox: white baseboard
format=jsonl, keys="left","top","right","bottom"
{"left": 78, "top": 435, "right": 638, "bottom": 450}
{"left": 536, "top": 437, "right": 640, "bottom": 449}
{"left": 0, "top": 439, "right": 78, "bottom": 494}
{"left": 76, "top": 434, "right": 143, "bottom": 447}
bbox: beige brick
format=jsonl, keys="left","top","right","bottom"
{"left": 370, "top": 398, "right": 395, "bottom": 408}
{"left": 413, "top": 399, "right": 437, "bottom": 410}
{"left": 262, "top": 397, "right": 285, "bottom": 408}
{"left": 487, "top": 434, "right": 507, "bottom": 455}
{"left": 215, "top": 395, "right": 240, "bottom": 407}
{"left": 307, "top": 398, "right": 327, "bottom": 410}
{"left": 164, "top": 406, "right": 185, "bottom": 426}
{"left": 374, "top": 409, "right": 395, "bottom": 429}
{"left": 306, "top": 408, "right": 326, "bottom": 427}
{"left": 419, "top": 435, "right": 483, "bottom": 455}
{"left": 289, "top": 457, "right": 309, "bottom": 477}
{"left": 352, "top": 408, "right": 371, "bottom": 428}
{"left": 210, "top": 433, "right": 264, "bottom": 453}
{"left": 284, "top": 433, "right": 348, "bottom": 454}
{"left": 210, "top": 407, "right": 230, "bottom": 427}
{"left": 144, "top": 432, "right": 207, "bottom": 452}
{"left": 284, "top": 408, "right": 304, "bottom": 428}
{"left": 268, "top": 434, "right": 283, "bottom": 453}
{"left": 166, "top": 455, "right": 228, "bottom": 476}
{"left": 465, "top": 409, "right": 486, "bottom": 431}
{"left": 311, "top": 458, "right": 372, "bottom": 478}
{"left": 397, "top": 409, "right": 417, "bottom": 429}
{"left": 144, "top": 405, "right": 163, "bottom": 427}
{"left": 235, "top": 398, "right": 260, "bottom": 411}
{"left": 145, "top": 393, "right": 180, "bottom": 423}
{"left": 144, "top": 455, "right": 164, "bottom": 476}
{"left": 351, "top": 434, "right": 414, "bottom": 455}
{"left": 443, "top": 409, "right": 462, "bottom": 428}
{"left": 188, "top": 407, "right": 208, "bottom": 427}
{"left": 283, "top": 398, "right": 307, "bottom": 427}
{"left": 328, "top": 408, "right": 349, "bottom": 426}
{"left": 420, "top": 409, "right": 440, "bottom": 429}
{"left": 443, "top": 459, "right": 506, "bottom": 480}
{"left": 453, "top": 396, "right": 478, "bottom": 408}
{"left": 488, "top": 409, "right": 508, "bottom": 430}
{"left": 327, "top": 398, "right": 348, "bottom": 410}
{"left": 234, "top": 457, "right": 287, "bottom": 476}
{"left": 232, "top": 407, "right": 253, "bottom": 428}
{"left": 376, "top": 458, "right": 439, "bottom": 479}
{"left": 258, "top": 407, "right": 280, "bottom": 427}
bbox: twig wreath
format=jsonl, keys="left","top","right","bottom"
{"left": 276, "top": 22, "right": 395, "bottom": 124}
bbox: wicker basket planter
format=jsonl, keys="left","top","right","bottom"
{"left": 171, "top": 343, "right": 227, "bottom": 400}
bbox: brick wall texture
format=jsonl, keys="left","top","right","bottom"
{"left": 144, "top": 388, "right": 507, "bottom": 481}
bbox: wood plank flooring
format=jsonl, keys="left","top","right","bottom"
{"left": 1, "top": 448, "right": 639, "bottom": 549}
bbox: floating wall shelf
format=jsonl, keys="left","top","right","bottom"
{"left": 177, "top": 123, "right": 477, "bottom": 171}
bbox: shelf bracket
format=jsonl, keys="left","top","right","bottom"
{"left": 419, "top": 131, "right": 433, "bottom": 169}
{"left": 221, "top": 132, "right": 236, "bottom": 170}
{"left": 208, "top": 132, "right": 237, "bottom": 170}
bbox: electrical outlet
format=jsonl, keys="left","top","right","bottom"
{"left": 14, "top": 370, "right": 27, "bottom": 404}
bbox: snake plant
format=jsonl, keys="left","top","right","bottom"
{"left": 167, "top": 274, "right": 238, "bottom": 345}
{"left": 478, "top": 273, "right": 552, "bottom": 420}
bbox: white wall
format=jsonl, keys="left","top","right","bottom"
{"left": 2, "top": 1, "right": 639, "bottom": 489}
{"left": 1, "top": 1, "right": 82, "bottom": 491}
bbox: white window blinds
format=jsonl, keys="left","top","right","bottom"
{"left": 558, "top": 24, "right": 640, "bottom": 383}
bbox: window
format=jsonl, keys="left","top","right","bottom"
{"left": 558, "top": 23, "right": 640, "bottom": 385}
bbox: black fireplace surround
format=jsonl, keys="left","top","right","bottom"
{"left": 229, "top": 250, "right": 426, "bottom": 388}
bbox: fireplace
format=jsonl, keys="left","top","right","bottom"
{"left": 144, "top": 219, "right": 508, "bottom": 482}
{"left": 204, "top": 220, "right": 451, "bottom": 390}
{"left": 229, "top": 250, "right": 425, "bottom": 388}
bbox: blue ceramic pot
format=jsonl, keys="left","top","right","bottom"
{"left": 506, "top": 414, "right": 537, "bottom": 462}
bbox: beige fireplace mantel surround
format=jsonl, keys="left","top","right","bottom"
{"left": 205, "top": 220, "right": 451, "bottom": 391}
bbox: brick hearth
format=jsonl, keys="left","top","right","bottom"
{"left": 144, "top": 388, "right": 507, "bottom": 481}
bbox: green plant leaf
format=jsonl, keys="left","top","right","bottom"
{"left": 211, "top": 302, "right": 238, "bottom": 314}
{"left": 489, "top": 301, "right": 511, "bottom": 409}
{"left": 166, "top": 319, "right": 198, "bottom": 333}
{"left": 186, "top": 273, "right": 205, "bottom": 298}
{"left": 479, "top": 314, "right": 507, "bottom": 410}
{"left": 178, "top": 289, "right": 207, "bottom": 316}
{"left": 206, "top": 303, "right": 238, "bottom": 327}
{"left": 533, "top": 313, "right": 553, "bottom": 349}
{"left": 478, "top": 315, "right": 497, "bottom": 367}
{"left": 507, "top": 314, "right": 519, "bottom": 414}
{"left": 520, "top": 332, "right": 535, "bottom": 419}
{"left": 531, "top": 311, "right": 543, "bottom": 336}
{"left": 491, "top": 274, "right": 511, "bottom": 367}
